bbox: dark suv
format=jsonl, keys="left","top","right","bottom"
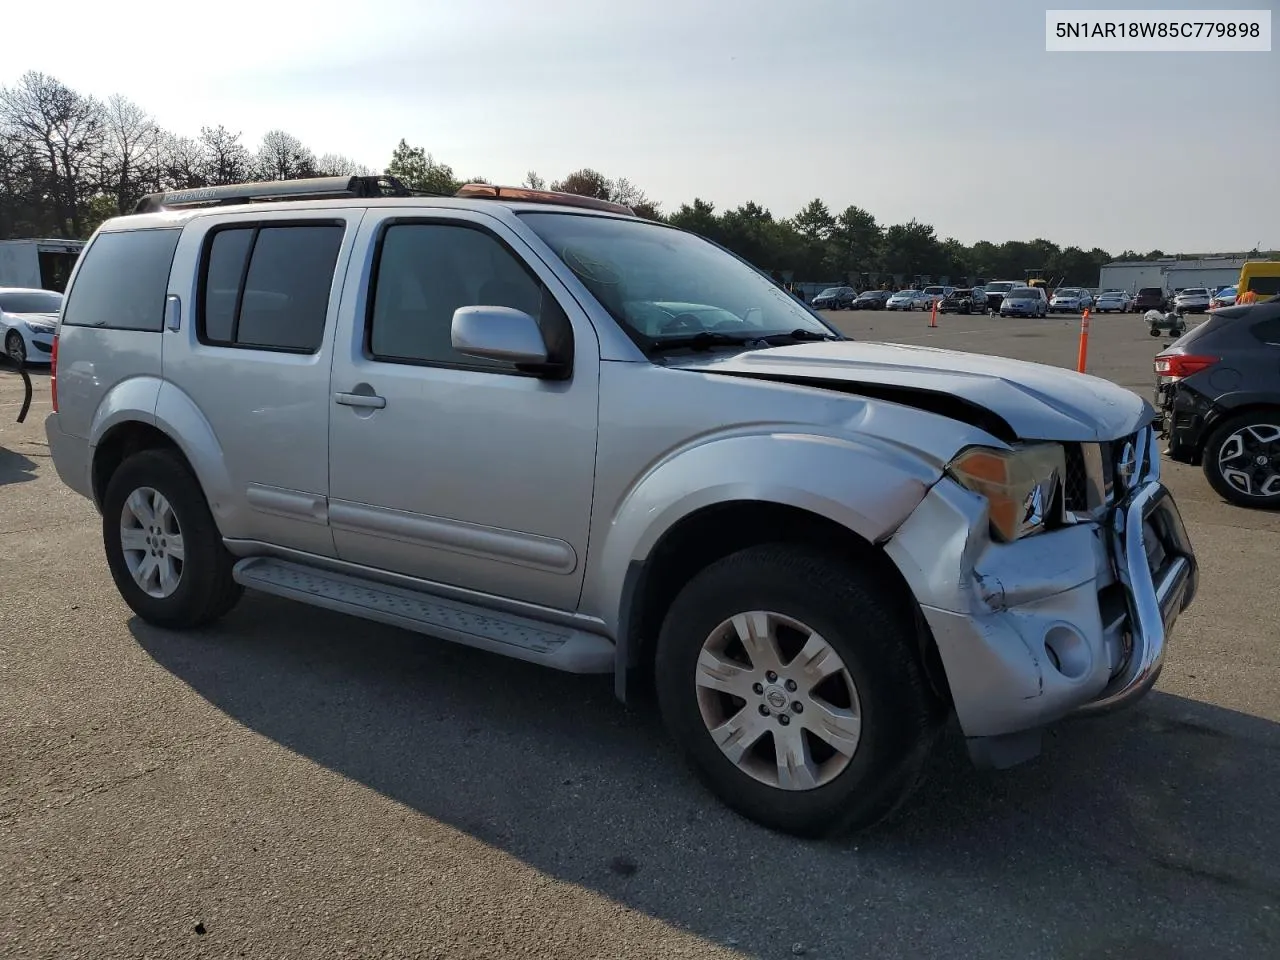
{"left": 1155, "top": 298, "right": 1280, "bottom": 508}
{"left": 1133, "top": 287, "right": 1167, "bottom": 312}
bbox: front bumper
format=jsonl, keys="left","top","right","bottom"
{"left": 883, "top": 430, "right": 1197, "bottom": 763}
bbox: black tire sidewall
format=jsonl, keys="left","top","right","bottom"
{"left": 654, "top": 546, "right": 936, "bottom": 836}
{"left": 102, "top": 450, "right": 235, "bottom": 626}
{"left": 1202, "top": 412, "right": 1280, "bottom": 509}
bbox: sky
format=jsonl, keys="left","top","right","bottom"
{"left": 3, "top": 0, "right": 1277, "bottom": 254}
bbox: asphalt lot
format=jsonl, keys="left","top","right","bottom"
{"left": 2, "top": 310, "right": 1278, "bottom": 960}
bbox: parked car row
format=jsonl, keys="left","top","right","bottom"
{"left": 810, "top": 280, "right": 1242, "bottom": 320}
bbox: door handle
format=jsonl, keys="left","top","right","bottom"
{"left": 334, "top": 391, "right": 386, "bottom": 409}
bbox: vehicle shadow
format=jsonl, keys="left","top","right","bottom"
{"left": 131, "top": 593, "right": 1280, "bottom": 958}
{"left": 0, "top": 445, "right": 37, "bottom": 486}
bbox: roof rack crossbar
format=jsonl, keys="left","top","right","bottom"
{"left": 132, "top": 175, "right": 435, "bottom": 215}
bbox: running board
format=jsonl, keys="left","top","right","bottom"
{"left": 232, "top": 557, "right": 615, "bottom": 674}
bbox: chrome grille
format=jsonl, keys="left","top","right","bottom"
{"left": 1065, "top": 426, "right": 1156, "bottom": 519}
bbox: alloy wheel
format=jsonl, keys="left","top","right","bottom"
{"left": 694, "top": 610, "right": 862, "bottom": 791}
{"left": 1218, "top": 425, "right": 1280, "bottom": 498}
{"left": 119, "top": 486, "right": 185, "bottom": 598}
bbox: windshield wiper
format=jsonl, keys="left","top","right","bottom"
{"left": 758, "top": 328, "right": 842, "bottom": 345}
{"left": 647, "top": 331, "right": 766, "bottom": 353}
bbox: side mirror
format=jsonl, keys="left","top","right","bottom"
{"left": 451, "top": 305, "right": 551, "bottom": 369}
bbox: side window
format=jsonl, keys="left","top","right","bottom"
{"left": 1252, "top": 317, "right": 1280, "bottom": 344}
{"left": 367, "top": 221, "right": 572, "bottom": 372}
{"left": 61, "top": 228, "right": 181, "bottom": 331}
{"left": 198, "top": 222, "right": 344, "bottom": 353}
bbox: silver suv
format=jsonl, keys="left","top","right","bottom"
{"left": 44, "top": 176, "right": 1198, "bottom": 837}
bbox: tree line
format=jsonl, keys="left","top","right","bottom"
{"left": 3, "top": 70, "right": 1268, "bottom": 288}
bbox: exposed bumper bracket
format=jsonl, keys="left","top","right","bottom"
{"left": 1073, "top": 480, "right": 1197, "bottom": 717}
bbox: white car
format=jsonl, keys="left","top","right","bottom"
{"left": 885, "top": 290, "right": 918, "bottom": 311}
{"left": 1173, "top": 288, "right": 1211, "bottom": 314}
{"left": 1048, "top": 287, "right": 1093, "bottom": 313}
{"left": 0, "top": 287, "right": 63, "bottom": 367}
{"left": 918, "top": 285, "right": 954, "bottom": 309}
{"left": 1093, "top": 290, "right": 1131, "bottom": 313}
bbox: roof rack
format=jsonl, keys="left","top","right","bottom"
{"left": 132, "top": 175, "right": 427, "bottom": 215}
{"left": 454, "top": 183, "right": 635, "bottom": 216}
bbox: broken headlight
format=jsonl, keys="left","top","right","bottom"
{"left": 947, "top": 442, "right": 1066, "bottom": 542}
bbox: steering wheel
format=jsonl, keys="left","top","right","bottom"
{"left": 659, "top": 312, "right": 706, "bottom": 335}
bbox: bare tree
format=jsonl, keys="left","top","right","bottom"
{"left": 97, "top": 93, "right": 161, "bottom": 213}
{"left": 0, "top": 71, "right": 104, "bottom": 236}
{"left": 197, "top": 125, "right": 251, "bottom": 185}
{"left": 254, "top": 130, "right": 317, "bottom": 181}
{"left": 156, "top": 132, "right": 206, "bottom": 190}
{"left": 316, "top": 152, "right": 372, "bottom": 177}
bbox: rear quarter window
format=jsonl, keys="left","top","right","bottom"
{"left": 1252, "top": 317, "right": 1280, "bottom": 344}
{"left": 61, "top": 228, "right": 181, "bottom": 331}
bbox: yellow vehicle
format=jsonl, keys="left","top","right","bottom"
{"left": 1236, "top": 260, "right": 1280, "bottom": 301}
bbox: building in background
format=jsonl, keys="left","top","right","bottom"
{"left": 1098, "top": 255, "right": 1250, "bottom": 295}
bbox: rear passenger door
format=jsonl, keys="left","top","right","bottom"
{"left": 163, "top": 210, "right": 362, "bottom": 556}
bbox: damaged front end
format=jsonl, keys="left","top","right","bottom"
{"left": 883, "top": 422, "right": 1199, "bottom": 769}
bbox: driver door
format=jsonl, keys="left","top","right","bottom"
{"left": 326, "top": 210, "right": 601, "bottom": 612}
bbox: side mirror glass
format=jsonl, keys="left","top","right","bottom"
{"left": 451, "top": 305, "right": 550, "bottom": 368}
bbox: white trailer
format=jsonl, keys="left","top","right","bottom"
{"left": 0, "top": 238, "right": 86, "bottom": 292}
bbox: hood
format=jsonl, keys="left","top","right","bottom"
{"left": 669, "top": 340, "right": 1152, "bottom": 443}
{"left": 12, "top": 312, "right": 59, "bottom": 327}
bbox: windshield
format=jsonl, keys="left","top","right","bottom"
{"left": 1100, "top": 290, "right": 1122, "bottom": 297}
{"left": 519, "top": 212, "right": 835, "bottom": 346}
{"left": 923, "top": 286, "right": 944, "bottom": 295}
{"left": 817, "top": 288, "right": 842, "bottom": 297}
{"left": 1181, "top": 289, "right": 1208, "bottom": 296}
{"left": 1007, "top": 289, "right": 1037, "bottom": 299}
{"left": 858, "top": 290, "right": 887, "bottom": 298}
{"left": 985, "top": 282, "right": 1015, "bottom": 293}
{"left": 0, "top": 290, "right": 63, "bottom": 314}
{"left": 1139, "top": 288, "right": 1162, "bottom": 296}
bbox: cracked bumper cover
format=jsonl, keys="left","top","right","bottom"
{"left": 884, "top": 458, "right": 1197, "bottom": 765}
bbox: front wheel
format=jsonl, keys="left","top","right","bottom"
{"left": 5, "top": 331, "right": 26, "bottom": 367}
{"left": 1201, "top": 412, "right": 1280, "bottom": 509}
{"left": 102, "top": 449, "right": 244, "bottom": 628}
{"left": 654, "top": 544, "right": 942, "bottom": 838}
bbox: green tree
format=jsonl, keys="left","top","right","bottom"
{"left": 829, "top": 204, "right": 881, "bottom": 278}
{"left": 385, "top": 138, "right": 459, "bottom": 194}
{"left": 881, "top": 219, "right": 940, "bottom": 279}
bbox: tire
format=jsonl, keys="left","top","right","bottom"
{"left": 654, "top": 543, "right": 943, "bottom": 838}
{"left": 1149, "top": 327, "right": 1161, "bottom": 337}
{"left": 5, "top": 330, "right": 26, "bottom": 367}
{"left": 102, "top": 448, "right": 243, "bottom": 628}
{"left": 1201, "top": 411, "right": 1280, "bottom": 509}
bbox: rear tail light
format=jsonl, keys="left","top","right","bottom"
{"left": 1154, "top": 353, "right": 1219, "bottom": 379}
{"left": 50, "top": 334, "right": 58, "bottom": 413}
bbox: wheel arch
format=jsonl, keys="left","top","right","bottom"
{"left": 1193, "top": 399, "right": 1280, "bottom": 464}
{"left": 91, "top": 381, "right": 234, "bottom": 531}
{"left": 615, "top": 499, "right": 951, "bottom": 710}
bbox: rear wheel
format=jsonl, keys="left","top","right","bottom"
{"left": 1201, "top": 412, "right": 1280, "bottom": 509}
{"left": 654, "top": 544, "right": 942, "bottom": 838}
{"left": 102, "top": 449, "right": 243, "bottom": 628}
